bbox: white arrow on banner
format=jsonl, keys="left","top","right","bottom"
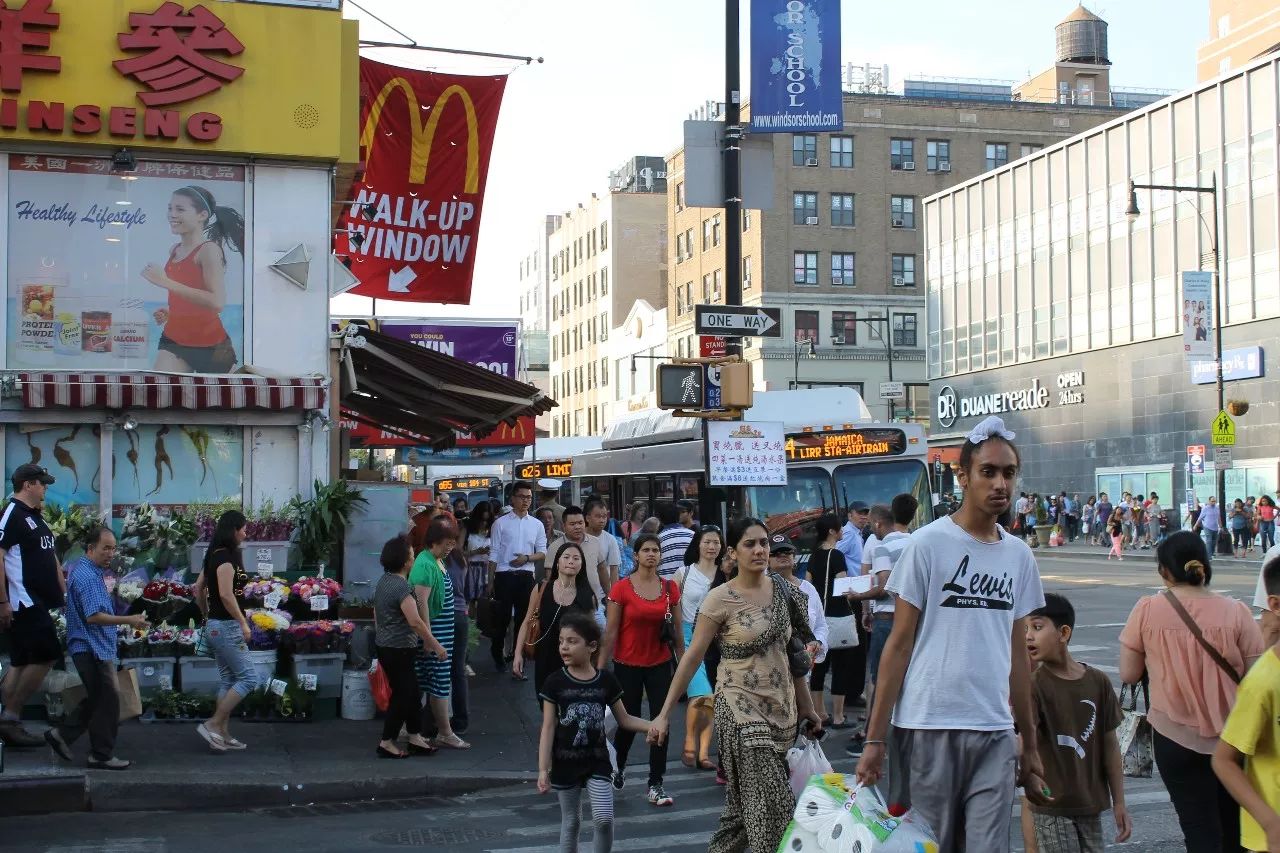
{"left": 389, "top": 266, "right": 417, "bottom": 293}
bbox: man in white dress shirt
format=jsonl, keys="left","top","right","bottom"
{"left": 486, "top": 481, "right": 546, "bottom": 672}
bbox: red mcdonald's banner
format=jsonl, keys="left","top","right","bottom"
{"left": 338, "top": 59, "right": 507, "bottom": 304}
{"left": 342, "top": 412, "right": 535, "bottom": 449}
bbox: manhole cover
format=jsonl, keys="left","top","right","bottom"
{"left": 370, "top": 827, "right": 507, "bottom": 847}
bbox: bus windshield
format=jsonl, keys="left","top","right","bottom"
{"left": 834, "top": 459, "right": 933, "bottom": 528}
{"left": 742, "top": 467, "right": 835, "bottom": 522}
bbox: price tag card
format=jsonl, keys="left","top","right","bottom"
{"left": 269, "top": 678, "right": 288, "bottom": 697}
{"left": 256, "top": 562, "right": 274, "bottom": 578}
{"left": 256, "top": 548, "right": 273, "bottom": 562}
{"left": 299, "top": 674, "right": 318, "bottom": 692}
{"left": 264, "top": 591, "right": 282, "bottom": 610}
{"left": 310, "top": 594, "right": 329, "bottom": 612}
{"left": 158, "top": 674, "right": 172, "bottom": 691}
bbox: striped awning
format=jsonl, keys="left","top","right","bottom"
{"left": 19, "top": 372, "right": 328, "bottom": 411}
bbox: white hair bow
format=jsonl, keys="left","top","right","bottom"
{"left": 966, "top": 415, "right": 1016, "bottom": 445}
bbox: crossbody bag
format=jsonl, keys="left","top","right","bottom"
{"left": 823, "top": 550, "right": 858, "bottom": 650}
{"left": 1161, "top": 589, "right": 1241, "bottom": 684}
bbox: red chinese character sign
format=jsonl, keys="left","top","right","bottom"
{"left": 114, "top": 2, "right": 245, "bottom": 107}
{"left": 337, "top": 59, "right": 507, "bottom": 305}
{"left": 0, "top": 0, "right": 60, "bottom": 93}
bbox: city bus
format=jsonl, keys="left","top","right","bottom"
{"left": 570, "top": 388, "right": 933, "bottom": 558}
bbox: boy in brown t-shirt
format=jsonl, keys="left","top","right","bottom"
{"left": 1026, "top": 593, "right": 1132, "bottom": 852}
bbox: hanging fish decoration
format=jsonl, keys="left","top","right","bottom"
{"left": 26, "top": 433, "right": 41, "bottom": 466}
{"left": 126, "top": 430, "right": 140, "bottom": 492}
{"left": 52, "top": 425, "right": 80, "bottom": 491}
{"left": 181, "top": 427, "right": 212, "bottom": 486}
{"left": 148, "top": 425, "right": 174, "bottom": 497}
{"left": 90, "top": 425, "right": 101, "bottom": 494}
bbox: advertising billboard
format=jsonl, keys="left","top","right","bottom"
{"left": 7, "top": 155, "right": 246, "bottom": 373}
{"left": 337, "top": 59, "right": 507, "bottom": 305}
{"left": 1181, "top": 271, "right": 1214, "bottom": 359}
{"left": 749, "top": 0, "right": 843, "bottom": 133}
{"left": 377, "top": 320, "right": 519, "bottom": 378}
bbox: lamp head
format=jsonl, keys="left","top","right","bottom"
{"left": 1125, "top": 181, "right": 1141, "bottom": 222}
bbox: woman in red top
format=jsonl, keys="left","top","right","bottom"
{"left": 1258, "top": 495, "right": 1277, "bottom": 552}
{"left": 143, "top": 185, "right": 245, "bottom": 374}
{"left": 600, "top": 532, "right": 684, "bottom": 807}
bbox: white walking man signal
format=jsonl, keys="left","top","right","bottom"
{"left": 680, "top": 372, "right": 701, "bottom": 404}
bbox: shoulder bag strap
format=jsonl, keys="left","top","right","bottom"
{"left": 531, "top": 581, "right": 544, "bottom": 618}
{"left": 824, "top": 549, "right": 835, "bottom": 603}
{"left": 1161, "top": 589, "right": 1241, "bottom": 684}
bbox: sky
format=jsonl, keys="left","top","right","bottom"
{"left": 331, "top": 0, "right": 1206, "bottom": 322}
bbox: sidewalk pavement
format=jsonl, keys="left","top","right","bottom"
{"left": 1029, "top": 534, "right": 1265, "bottom": 567}
{"left": 0, "top": 664, "right": 693, "bottom": 816}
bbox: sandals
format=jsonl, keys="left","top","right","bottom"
{"left": 197, "top": 723, "right": 227, "bottom": 753}
{"left": 433, "top": 733, "right": 471, "bottom": 750}
{"left": 697, "top": 758, "right": 717, "bottom": 771}
{"left": 681, "top": 750, "right": 696, "bottom": 768}
{"left": 408, "top": 741, "right": 438, "bottom": 756}
{"left": 377, "top": 745, "right": 408, "bottom": 759}
{"left": 87, "top": 757, "right": 131, "bottom": 770}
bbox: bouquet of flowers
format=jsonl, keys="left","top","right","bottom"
{"left": 118, "top": 625, "right": 148, "bottom": 659}
{"left": 141, "top": 579, "right": 191, "bottom": 622}
{"left": 290, "top": 577, "right": 341, "bottom": 603}
{"left": 50, "top": 608, "right": 66, "bottom": 644}
{"left": 243, "top": 579, "right": 290, "bottom": 607}
{"left": 248, "top": 625, "right": 279, "bottom": 650}
{"left": 176, "top": 626, "right": 199, "bottom": 656}
{"left": 142, "top": 580, "right": 172, "bottom": 604}
{"left": 147, "top": 622, "right": 178, "bottom": 656}
{"left": 119, "top": 503, "right": 159, "bottom": 558}
{"left": 249, "top": 609, "right": 292, "bottom": 633}
{"left": 287, "top": 623, "right": 314, "bottom": 653}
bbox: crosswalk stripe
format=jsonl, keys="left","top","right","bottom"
{"left": 492, "top": 830, "right": 710, "bottom": 852}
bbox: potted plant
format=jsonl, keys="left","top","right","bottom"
{"left": 190, "top": 499, "right": 297, "bottom": 576}
{"left": 1034, "top": 503, "right": 1051, "bottom": 548}
{"left": 290, "top": 479, "right": 368, "bottom": 575}
{"left": 339, "top": 595, "right": 373, "bottom": 620}
{"left": 1227, "top": 399, "right": 1249, "bottom": 416}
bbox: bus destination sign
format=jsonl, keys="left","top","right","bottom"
{"left": 435, "top": 477, "right": 496, "bottom": 492}
{"left": 517, "top": 459, "right": 573, "bottom": 480}
{"left": 784, "top": 428, "right": 908, "bottom": 461}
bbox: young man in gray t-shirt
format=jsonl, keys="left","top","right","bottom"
{"left": 856, "top": 416, "right": 1049, "bottom": 853}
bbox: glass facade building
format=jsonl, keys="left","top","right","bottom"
{"left": 923, "top": 52, "right": 1280, "bottom": 505}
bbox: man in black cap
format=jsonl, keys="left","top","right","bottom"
{"left": 0, "top": 463, "right": 62, "bottom": 747}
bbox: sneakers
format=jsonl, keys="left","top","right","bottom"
{"left": 646, "top": 784, "right": 674, "bottom": 807}
{"left": 0, "top": 718, "right": 45, "bottom": 747}
{"left": 611, "top": 769, "right": 625, "bottom": 790}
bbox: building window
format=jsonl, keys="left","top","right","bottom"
{"left": 675, "top": 181, "right": 685, "bottom": 210}
{"left": 590, "top": 273, "right": 597, "bottom": 299}
{"left": 830, "top": 134, "right": 853, "bottom": 168}
{"left": 893, "top": 313, "right": 918, "bottom": 347}
{"left": 742, "top": 209, "right": 751, "bottom": 231}
{"left": 792, "top": 133, "right": 818, "bottom": 165}
{"left": 600, "top": 267, "right": 608, "bottom": 294}
{"left": 985, "top": 142, "right": 1008, "bottom": 170}
{"left": 683, "top": 228, "right": 693, "bottom": 257}
{"left": 600, "top": 358, "right": 608, "bottom": 386}
{"left": 793, "top": 251, "right": 818, "bottom": 285}
{"left": 743, "top": 255, "right": 753, "bottom": 290}
{"left": 712, "top": 269, "right": 722, "bottom": 301}
{"left": 831, "top": 252, "right": 855, "bottom": 286}
{"left": 702, "top": 273, "right": 711, "bottom": 303}
{"left": 831, "top": 311, "right": 857, "bottom": 345}
{"left": 600, "top": 313, "right": 609, "bottom": 342}
{"left": 674, "top": 233, "right": 684, "bottom": 263}
{"left": 1020, "top": 143, "right": 1043, "bottom": 158}
{"left": 712, "top": 214, "right": 722, "bottom": 246}
{"left": 702, "top": 218, "right": 711, "bottom": 251}
{"left": 890, "top": 196, "right": 915, "bottom": 229}
{"left": 684, "top": 283, "right": 692, "bottom": 313}
{"left": 599, "top": 222, "right": 608, "bottom": 250}
{"left": 552, "top": 295, "right": 559, "bottom": 317}
{"left": 891, "top": 254, "right": 916, "bottom": 286}
{"left": 926, "top": 139, "right": 950, "bottom": 172}
{"left": 890, "top": 138, "right": 914, "bottom": 170}
{"left": 795, "top": 310, "right": 819, "bottom": 343}
{"left": 830, "top": 193, "right": 854, "bottom": 227}
{"left": 551, "top": 337, "right": 558, "bottom": 361}
{"left": 793, "top": 192, "right": 818, "bottom": 225}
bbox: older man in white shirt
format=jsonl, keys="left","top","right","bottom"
{"left": 486, "top": 481, "right": 546, "bottom": 673}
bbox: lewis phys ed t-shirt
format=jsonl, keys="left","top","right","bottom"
{"left": 885, "top": 516, "right": 1045, "bottom": 731}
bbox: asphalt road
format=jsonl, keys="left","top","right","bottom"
{"left": 1, "top": 550, "right": 1262, "bottom": 853}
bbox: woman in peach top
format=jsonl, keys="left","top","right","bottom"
{"left": 1119, "top": 530, "right": 1264, "bottom": 853}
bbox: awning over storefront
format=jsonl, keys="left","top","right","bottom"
{"left": 338, "top": 326, "right": 555, "bottom": 450}
{"left": 19, "top": 373, "right": 327, "bottom": 411}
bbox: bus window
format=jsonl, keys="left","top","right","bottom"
{"left": 677, "top": 475, "right": 700, "bottom": 500}
{"left": 742, "top": 468, "right": 834, "bottom": 522}
{"left": 833, "top": 460, "right": 933, "bottom": 529}
{"left": 628, "top": 477, "right": 650, "bottom": 502}
{"left": 653, "top": 476, "right": 675, "bottom": 503}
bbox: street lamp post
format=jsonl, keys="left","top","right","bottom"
{"left": 793, "top": 337, "right": 817, "bottom": 389}
{"left": 855, "top": 316, "right": 896, "bottom": 421}
{"left": 1126, "top": 173, "right": 1230, "bottom": 555}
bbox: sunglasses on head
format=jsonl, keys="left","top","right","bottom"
{"left": 699, "top": 524, "right": 721, "bottom": 533}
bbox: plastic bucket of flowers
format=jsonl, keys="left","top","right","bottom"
{"left": 147, "top": 623, "right": 177, "bottom": 657}
{"left": 176, "top": 626, "right": 198, "bottom": 658}
{"left": 119, "top": 626, "right": 148, "bottom": 659}
{"left": 289, "top": 577, "right": 342, "bottom": 621}
{"left": 334, "top": 621, "right": 355, "bottom": 655}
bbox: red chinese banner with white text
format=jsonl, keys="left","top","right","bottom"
{"left": 338, "top": 59, "right": 506, "bottom": 304}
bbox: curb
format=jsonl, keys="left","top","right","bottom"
{"left": 0, "top": 774, "right": 88, "bottom": 816}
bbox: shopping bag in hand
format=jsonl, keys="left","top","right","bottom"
{"left": 780, "top": 773, "right": 940, "bottom": 852}
{"left": 367, "top": 661, "right": 392, "bottom": 713}
{"left": 1117, "top": 680, "right": 1154, "bottom": 778}
{"left": 786, "top": 734, "right": 834, "bottom": 797}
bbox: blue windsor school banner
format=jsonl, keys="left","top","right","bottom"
{"left": 750, "top": 0, "right": 843, "bottom": 133}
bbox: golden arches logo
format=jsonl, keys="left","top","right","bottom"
{"left": 497, "top": 418, "right": 528, "bottom": 441}
{"left": 361, "top": 78, "right": 480, "bottom": 191}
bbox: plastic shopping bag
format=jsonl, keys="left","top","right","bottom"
{"left": 778, "top": 773, "right": 940, "bottom": 853}
{"left": 786, "top": 735, "right": 834, "bottom": 797}
{"left": 367, "top": 661, "right": 392, "bottom": 713}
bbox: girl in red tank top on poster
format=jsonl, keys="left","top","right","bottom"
{"left": 141, "top": 185, "right": 245, "bottom": 374}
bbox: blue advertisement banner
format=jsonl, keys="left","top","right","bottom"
{"left": 1190, "top": 346, "right": 1264, "bottom": 384}
{"left": 750, "top": 0, "right": 843, "bottom": 133}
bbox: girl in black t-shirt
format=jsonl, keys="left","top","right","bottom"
{"left": 537, "top": 612, "right": 653, "bottom": 852}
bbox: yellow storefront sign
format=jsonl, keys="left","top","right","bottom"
{"left": 0, "top": 0, "right": 357, "bottom": 161}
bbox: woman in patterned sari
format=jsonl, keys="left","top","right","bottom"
{"left": 646, "top": 517, "right": 823, "bottom": 852}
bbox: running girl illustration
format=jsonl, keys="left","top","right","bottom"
{"left": 142, "top": 185, "right": 245, "bottom": 374}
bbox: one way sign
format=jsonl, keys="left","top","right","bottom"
{"left": 694, "top": 304, "right": 782, "bottom": 338}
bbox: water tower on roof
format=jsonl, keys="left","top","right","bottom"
{"left": 1056, "top": 5, "right": 1110, "bottom": 66}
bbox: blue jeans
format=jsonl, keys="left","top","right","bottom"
{"left": 868, "top": 617, "right": 893, "bottom": 684}
{"left": 206, "top": 619, "right": 259, "bottom": 699}
{"left": 1201, "top": 528, "right": 1219, "bottom": 556}
{"left": 1261, "top": 520, "right": 1276, "bottom": 551}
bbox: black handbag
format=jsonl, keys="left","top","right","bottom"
{"left": 658, "top": 579, "right": 678, "bottom": 653}
{"left": 773, "top": 572, "right": 816, "bottom": 677}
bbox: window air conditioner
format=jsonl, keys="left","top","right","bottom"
{"left": 805, "top": 157, "right": 819, "bottom": 167}
{"left": 832, "top": 335, "right": 846, "bottom": 345}
{"left": 831, "top": 275, "right": 844, "bottom": 285}
{"left": 940, "top": 162, "right": 952, "bottom": 172}
{"left": 892, "top": 276, "right": 906, "bottom": 286}
{"left": 902, "top": 161, "right": 916, "bottom": 171}
{"left": 892, "top": 218, "right": 904, "bottom": 228}
{"left": 805, "top": 216, "right": 819, "bottom": 225}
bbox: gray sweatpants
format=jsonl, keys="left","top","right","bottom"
{"left": 894, "top": 728, "right": 1017, "bottom": 853}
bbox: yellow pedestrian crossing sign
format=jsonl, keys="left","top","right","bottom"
{"left": 1211, "top": 410, "right": 1236, "bottom": 446}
